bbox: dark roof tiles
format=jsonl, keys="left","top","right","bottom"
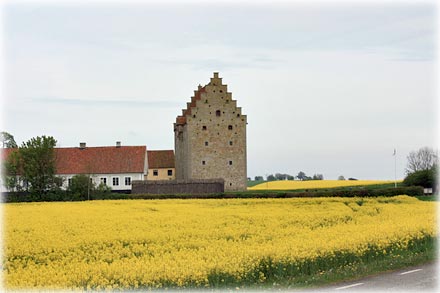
{"left": 147, "top": 150, "right": 175, "bottom": 169}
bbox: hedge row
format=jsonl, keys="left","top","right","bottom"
{"left": 1, "top": 186, "right": 424, "bottom": 203}
{"left": 121, "top": 186, "right": 424, "bottom": 200}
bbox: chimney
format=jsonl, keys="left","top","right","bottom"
{"left": 116, "top": 141, "right": 121, "bottom": 148}
{"left": 79, "top": 142, "right": 86, "bottom": 149}
{"left": 213, "top": 72, "right": 219, "bottom": 78}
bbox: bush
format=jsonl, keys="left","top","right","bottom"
{"left": 403, "top": 167, "right": 437, "bottom": 191}
{"left": 2, "top": 186, "right": 425, "bottom": 203}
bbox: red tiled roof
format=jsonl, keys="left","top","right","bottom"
{"left": 55, "top": 146, "right": 146, "bottom": 174}
{"left": 0, "top": 148, "right": 16, "bottom": 162}
{"left": 176, "top": 86, "right": 206, "bottom": 125}
{"left": 1, "top": 146, "right": 147, "bottom": 175}
{"left": 147, "top": 150, "right": 175, "bottom": 169}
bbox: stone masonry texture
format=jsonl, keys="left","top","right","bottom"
{"left": 174, "top": 73, "right": 247, "bottom": 191}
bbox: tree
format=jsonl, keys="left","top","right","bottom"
{"left": 1, "top": 131, "right": 17, "bottom": 148}
{"left": 405, "top": 147, "right": 438, "bottom": 175}
{"left": 338, "top": 175, "right": 345, "bottom": 180}
{"left": 68, "top": 174, "right": 95, "bottom": 199}
{"left": 2, "top": 149, "right": 23, "bottom": 191}
{"left": 19, "top": 136, "right": 57, "bottom": 196}
{"left": 254, "top": 176, "right": 264, "bottom": 181}
{"left": 403, "top": 166, "right": 437, "bottom": 191}
{"left": 267, "top": 174, "right": 276, "bottom": 181}
{"left": 312, "top": 174, "right": 324, "bottom": 180}
{"left": 287, "top": 175, "right": 294, "bottom": 180}
{"left": 297, "top": 171, "right": 307, "bottom": 181}
{"left": 275, "top": 173, "right": 287, "bottom": 180}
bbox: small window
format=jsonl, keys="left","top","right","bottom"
{"left": 228, "top": 125, "right": 233, "bottom": 130}
{"left": 237, "top": 114, "right": 240, "bottom": 117}
{"left": 193, "top": 114, "right": 196, "bottom": 118}
{"left": 168, "top": 169, "right": 173, "bottom": 176}
{"left": 220, "top": 90, "right": 223, "bottom": 93}
{"left": 125, "top": 177, "right": 131, "bottom": 186}
{"left": 68, "top": 178, "right": 72, "bottom": 186}
{"left": 100, "top": 178, "right": 107, "bottom": 185}
{"left": 229, "top": 141, "right": 233, "bottom": 146}
{"left": 229, "top": 183, "right": 232, "bottom": 186}
{"left": 153, "top": 170, "right": 158, "bottom": 176}
{"left": 205, "top": 141, "right": 209, "bottom": 146}
{"left": 202, "top": 161, "right": 206, "bottom": 165}
{"left": 202, "top": 126, "right": 207, "bottom": 130}
{"left": 113, "top": 177, "right": 119, "bottom": 186}
{"left": 205, "top": 100, "right": 208, "bottom": 103}
{"left": 216, "top": 110, "right": 221, "bottom": 117}
{"left": 226, "top": 99, "right": 229, "bottom": 103}
{"left": 229, "top": 161, "right": 233, "bottom": 165}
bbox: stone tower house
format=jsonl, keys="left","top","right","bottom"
{"left": 174, "top": 72, "right": 247, "bottom": 191}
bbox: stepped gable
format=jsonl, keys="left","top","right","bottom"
{"left": 175, "top": 85, "right": 206, "bottom": 126}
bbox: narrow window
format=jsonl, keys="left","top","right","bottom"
{"left": 202, "top": 161, "right": 206, "bottom": 165}
{"left": 237, "top": 114, "right": 240, "bottom": 117}
{"left": 205, "top": 141, "right": 209, "bottom": 146}
{"left": 216, "top": 110, "right": 221, "bottom": 117}
{"left": 228, "top": 125, "right": 233, "bottom": 130}
{"left": 220, "top": 90, "right": 223, "bottom": 93}
{"left": 125, "top": 177, "right": 131, "bottom": 186}
{"left": 168, "top": 169, "right": 173, "bottom": 176}
{"left": 113, "top": 177, "right": 119, "bottom": 186}
{"left": 202, "top": 126, "right": 207, "bottom": 130}
{"left": 100, "top": 178, "right": 107, "bottom": 185}
{"left": 68, "top": 178, "right": 72, "bottom": 186}
{"left": 193, "top": 114, "right": 196, "bottom": 118}
{"left": 153, "top": 170, "right": 158, "bottom": 176}
{"left": 230, "top": 183, "right": 232, "bottom": 186}
{"left": 229, "top": 141, "right": 233, "bottom": 146}
{"left": 229, "top": 161, "right": 233, "bottom": 165}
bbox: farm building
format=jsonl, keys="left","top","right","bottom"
{"left": 174, "top": 72, "right": 247, "bottom": 191}
{"left": 1, "top": 142, "right": 148, "bottom": 192}
{"left": 145, "top": 150, "right": 175, "bottom": 181}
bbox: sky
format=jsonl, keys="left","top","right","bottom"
{"left": 0, "top": 0, "right": 438, "bottom": 180}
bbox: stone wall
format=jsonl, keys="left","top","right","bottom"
{"left": 132, "top": 179, "right": 224, "bottom": 194}
{"left": 174, "top": 73, "right": 247, "bottom": 191}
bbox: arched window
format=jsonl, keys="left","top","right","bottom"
{"left": 228, "top": 125, "right": 233, "bottom": 130}
{"left": 216, "top": 110, "right": 221, "bottom": 117}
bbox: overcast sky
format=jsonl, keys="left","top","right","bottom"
{"left": 1, "top": 0, "right": 438, "bottom": 180}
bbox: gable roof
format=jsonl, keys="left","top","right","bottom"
{"left": 1, "top": 146, "right": 147, "bottom": 175}
{"left": 147, "top": 150, "right": 175, "bottom": 169}
{"left": 56, "top": 146, "right": 147, "bottom": 174}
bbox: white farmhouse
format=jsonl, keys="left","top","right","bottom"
{"left": 1, "top": 142, "right": 148, "bottom": 192}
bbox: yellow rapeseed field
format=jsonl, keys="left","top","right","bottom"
{"left": 3, "top": 196, "right": 436, "bottom": 289}
{"left": 248, "top": 180, "right": 401, "bottom": 190}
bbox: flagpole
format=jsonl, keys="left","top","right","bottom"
{"left": 394, "top": 148, "right": 397, "bottom": 188}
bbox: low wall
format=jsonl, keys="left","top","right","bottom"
{"left": 131, "top": 179, "right": 225, "bottom": 195}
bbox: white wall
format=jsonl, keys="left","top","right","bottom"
{"left": 60, "top": 173, "right": 144, "bottom": 191}
{"left": 1, "top": 173, "right": 144, "bottom": 192}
